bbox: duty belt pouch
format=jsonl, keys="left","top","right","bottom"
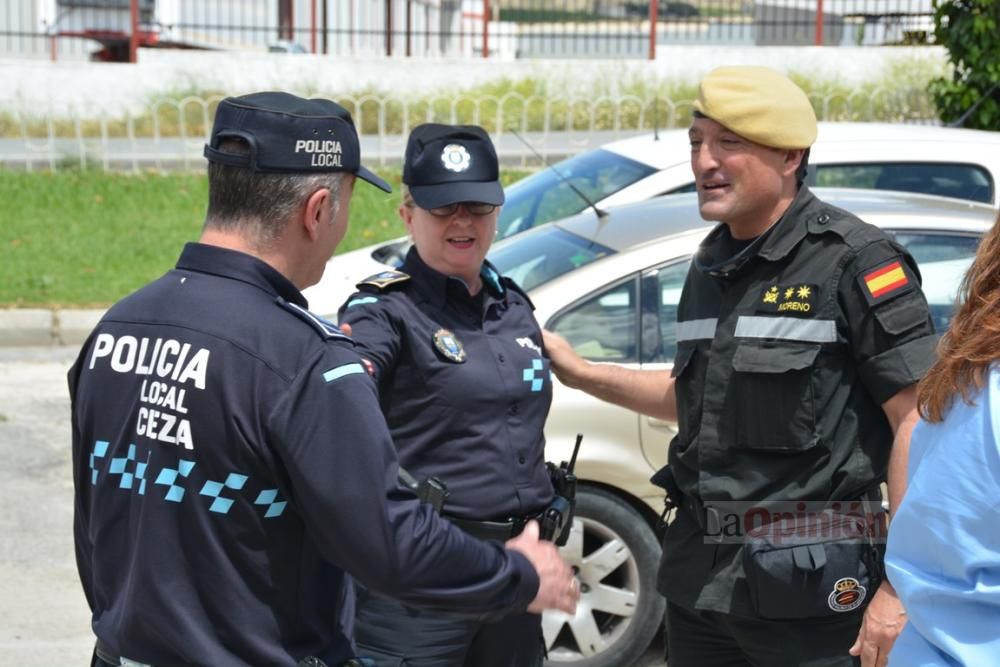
{"left": 742, "top": 510, "right": 884, "bottom": 620}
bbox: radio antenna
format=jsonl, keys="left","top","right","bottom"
{"left": 510, "top": 129, "right": 608, "bottom": 219}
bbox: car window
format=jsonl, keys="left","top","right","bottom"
{"left": 548, "top": 278, "right": 638, "bottom": 363}
{"left": 886, "top": 231, "right": 982, "bottom": 333}
{"left": 814, "top": 163, "right": 994, "bottom": 204}
{"left": 497, "top": 149, "right": 656, "bottom": 239}
{"left": 489, "top": 226, "right": 614, "bottom": 292}
{"left": 640, "top": 259, "right": 692, "bottom": 363}
{"left": 663, "top": 182, "right": 697, "bottom": 195}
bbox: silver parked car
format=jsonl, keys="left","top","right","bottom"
{"left": 485, "top": 189, "right": 995, "bottom": 666}
{"left": 305, "top": 123, "right": 1000, "bottom": 317}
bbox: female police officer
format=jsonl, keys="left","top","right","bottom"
{"left": 338, "top": 124, "right": 557, "bottom": 666}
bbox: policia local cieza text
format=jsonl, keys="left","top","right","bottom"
{"left": 87, "top": 334, "right": 209, "bottom": 451}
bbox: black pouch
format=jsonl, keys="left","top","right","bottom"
{"left": 743, "top": 510, "right": 884, "bottom": 620}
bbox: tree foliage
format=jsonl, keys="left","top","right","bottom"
{"left": 930, "top": 0, "right": 1000, "bottom": 129}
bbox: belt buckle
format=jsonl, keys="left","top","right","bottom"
{"left": 121, "top": 659, "right": 153, "bottom": 667}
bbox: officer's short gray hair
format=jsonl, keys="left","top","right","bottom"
{"left": 205, "top": 138, "right": 345, "bottom": 250}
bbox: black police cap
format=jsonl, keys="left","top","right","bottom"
{"left": 403, "top": 123, "right": 504, "bottom": 209}
{"left": 204, "top": 91, "right": 391, "bottom": 193}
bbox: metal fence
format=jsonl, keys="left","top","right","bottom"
{"left": 2, "top": 0, "right": 935, "bottom": 62}
{"left": 0, "top": 89, "right": 939, "bottom": 172}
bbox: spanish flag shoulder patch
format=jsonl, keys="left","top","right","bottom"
{"left": 858, "top": 258, "right": 915, "bottom": 306}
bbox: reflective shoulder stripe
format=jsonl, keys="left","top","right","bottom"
{"left": 279, "top": 299, "right": 350, "bottom": 341}
{"left": 323, "top": 363, "right": 365, "bottom": 383}
{"left": 734, "top": 316, "right": 837, "bottom": 343}
{"left": 676, "top": 318, "right": 718, "bottom": 342}
{"left": 346, "top": 296, "right": 379, "bottom": 309}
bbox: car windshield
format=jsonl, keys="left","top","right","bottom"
{"left": 489, "top": 226, "right": 614, "bottom": 292}
{"left": 497, "top": 149, "right": 657, "bottom": 240}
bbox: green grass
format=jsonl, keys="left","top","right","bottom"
{"left": 0, "top": 167, "right": 531, "bottom": 307}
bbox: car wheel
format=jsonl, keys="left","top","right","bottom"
{"left": 543, "top": 487, "right": 666, "bottom": 666}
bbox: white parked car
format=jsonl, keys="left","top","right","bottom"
{"left": 304, "top": 123, "right": 1000, "bottom": 316}
{"left": 490, "top": 189, "right": 993, "bottom": 666}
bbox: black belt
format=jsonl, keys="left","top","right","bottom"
{"left": 446, "top": 513, "right": 541, "bottom": 542}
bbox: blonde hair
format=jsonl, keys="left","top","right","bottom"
{"left": 400, "top": 183, "right": 415, "bottom": 208}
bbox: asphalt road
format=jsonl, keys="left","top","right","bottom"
{"left": 0, "top": 346, "right": 666, "bottom": 667}
{"left": 0, "top": 346, "right": 92, "bottom": 665}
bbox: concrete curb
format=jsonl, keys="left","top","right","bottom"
{"left": 0, "top": 308, "right": 105, "bottom": 347}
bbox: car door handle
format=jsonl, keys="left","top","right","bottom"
{"left": 646, "top": 417, "right": 675, "bottom": 429}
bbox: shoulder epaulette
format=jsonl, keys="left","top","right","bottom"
{"left": 276, "top": 298, "right": 351, "bottom": 341}
{"left": 357, "top": 270, "right": 411, "bottom": 292}
{"left": 807, "top": 204, "right": 876, "bottom": 249}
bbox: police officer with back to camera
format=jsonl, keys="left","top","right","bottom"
{"left": 68, "top": 93, "right": 578, "bottom": 667}
{"left": 337, "top": 124, "right": 566, "bottom": 666}
{"left": 543, "top": 66, "right": 935, "bottom": 667}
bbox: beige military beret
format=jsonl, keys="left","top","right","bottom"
{"left": 693, "top": 66, "right": 818, "bottom": 149}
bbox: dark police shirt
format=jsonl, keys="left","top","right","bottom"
{"left": 338, "top": 248, "right": 554, "bottom": 521}
{"left": 656, "top": 187, "right": 936, "bottom": 616}
{"left": 69, "top": 243, "right": 539, "bottom": 667}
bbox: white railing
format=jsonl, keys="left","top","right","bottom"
{"left": 1, "top": 89, "right": 938, "bottom": 172}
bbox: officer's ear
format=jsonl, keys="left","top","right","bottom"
{"left": 399, "top": 202, "right": 415, "bottom": 237}
{"left": 302, "top": 187, "right": 332, "bottom": 242}
{"left": 782, "top": 149, "right": 806, "bottom": 179}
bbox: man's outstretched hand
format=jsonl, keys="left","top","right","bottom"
{"left": 507, "top": 520, "right": 579, "bottom": 615}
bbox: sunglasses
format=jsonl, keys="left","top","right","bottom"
{"left": 426, "top": 202, "right": 498, "bottom": 217}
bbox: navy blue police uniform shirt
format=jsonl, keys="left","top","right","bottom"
{"left": 68, "top": 243, "right": 539, "bottom": 667}
{"left": 338, "top": 248, "right": 555, "bottom": 521}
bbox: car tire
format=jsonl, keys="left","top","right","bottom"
{"left": 542, "top": 486, "right": 666, "bottom": 666}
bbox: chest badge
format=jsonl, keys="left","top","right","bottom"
{"left": 433, "top": 328, "right": 467, "bottom": 363}
{"left": 759, "top": 283, "right": 819, "bottom": 316}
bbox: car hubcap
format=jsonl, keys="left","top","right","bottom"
{"left": 542, "top": 515, "right": 640, "bottom": 660}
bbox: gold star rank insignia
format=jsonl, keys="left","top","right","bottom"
{"left": 759, "top": 283, "right": 820, "bottom": 316}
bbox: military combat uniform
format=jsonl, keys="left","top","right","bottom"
{"left": 656, "top": 186, "right": 937, "bottom": 665}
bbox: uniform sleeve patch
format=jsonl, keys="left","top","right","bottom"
{"left": 858, "top": 259, "right": 915, "bottom": 306}
{"left": 322, "top": 363, "right": 365, "bottom": 383}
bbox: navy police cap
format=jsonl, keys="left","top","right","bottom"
{"left": 204, "top": 91, "right": 391, "bottom": 193}
{"left": 403, "top": 123, "right": 504, "bottom": 209}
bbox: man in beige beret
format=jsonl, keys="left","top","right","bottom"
{"left": 544, "top": 66, "right": 934, "bottom": 667}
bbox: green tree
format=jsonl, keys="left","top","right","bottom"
{"left": 929, "top": 0, "right": 1000, "bottom": 129}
